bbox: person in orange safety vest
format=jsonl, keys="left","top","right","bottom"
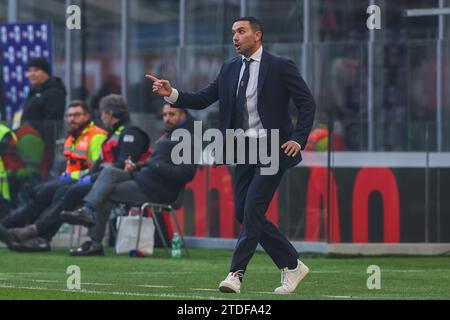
{"left": 0, "top": 101, "right": 106, "bottom": 243}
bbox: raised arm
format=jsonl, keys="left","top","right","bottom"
{"left": 146, "top": 73, "right": 219, "bottom": 110}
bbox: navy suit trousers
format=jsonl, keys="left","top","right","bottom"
{"left": 230, "top": 164, "right": 298, "bottom": 273}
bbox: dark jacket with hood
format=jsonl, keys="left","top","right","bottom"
{"left": 133, "top": 115, "right": 198, "bottom": 204}
{"left": 21, "top": 77, "right": 67, "bottom": 146}
{"left": 90, "top": 120, "right": 150, "bottom": 180}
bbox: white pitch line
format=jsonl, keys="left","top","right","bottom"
{"left": 126, "top": 272, "right": 196, "bottom": 275}
{"left": 0, "top": 284, "right": 230, "bottom": 300}
{"left": 386, "top": 270, "right": 440, "bottom": 273}
{"left": 31, "top": 280, "right": 59, "bottom": 284}
{"left": 0, "top": 272, "right": 60, "bottom": 276}
{"left": 1, "top": 283, "right": 443, "bottom": 300}
{"left": 190, "top": 288, "right": 217, "bottom": 292}
{"left": 192, "top": 288, "right": 285, "bottom": 295}
{"left": 138, "top": 285, "right": 175, "bottom": 289}
{"left": 3, "top": 278, "right": 113, "bottom": 286}
{"left": 308, "top": 269, "right": 450, "bottom": 274}
{"left": 248, "top": 291, "right": 280, "bottom": 295}
{"left": 319, "top": 295, "right": 439, "bottom": 300}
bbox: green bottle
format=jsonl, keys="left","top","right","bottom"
{"left": 171, "top": 232, "right": 181, "bottom": 258}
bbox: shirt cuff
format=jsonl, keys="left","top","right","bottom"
{"left": 293, "top": 141, "right": 302, "bottom": 150}
{"left": 164, "top": 89, "right": 179, "bottom": 105}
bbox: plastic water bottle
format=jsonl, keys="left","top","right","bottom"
{"left": 171, "top": 232, "right": 182, "bottom": 258}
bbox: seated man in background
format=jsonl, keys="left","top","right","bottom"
{"left": 0, "top": 224, "right": 14, "bottom": 249}
{"left": 12, "top": 123, "right": 46, "bottom": 188}
{"left": 2, "top": 123, "right": 50, "bottom": 210}
{"left": 0, "top": 122, "right": 17, "bottom": 218}
{"left": 0, "top": 101, "right": 108, "bottom": 250}
{"left": 60, "top": 104, "right": 198, "bottom": 256}
{"left": 1, "top": 95, "right": 150, "bottom": 252}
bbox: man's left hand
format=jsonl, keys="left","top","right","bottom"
{"left": 125, "top": 157, "right": 137, "bottom": 172}
{"left": 76, "top": 175, "right": 92, "bottom": 185}
{"left": 281, "top": 141, "right": 301, "bottom": 157}
{"left": 58, "top": 173, "right": 73, "bottom": 183}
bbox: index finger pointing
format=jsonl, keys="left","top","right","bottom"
{"left": 145, "top": 74, "right": 159, "bottom": 82}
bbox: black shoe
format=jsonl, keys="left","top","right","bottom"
{"left": 69, "top": 241, "right": 104, "bottom": 257}
{"left": 10, "top": 225, "right": 38, "bottom": 243}
{"left": 0, "top": 225, "right": 15, "bottom": 249}
{"left": 60, "top": 207, "right": 96, "bottom": 228}
{"left": 11, "top": 237, "right": 51, "bottom": 253}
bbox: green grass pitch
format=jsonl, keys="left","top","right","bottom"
{"left": 0, "top": 248, "right": 449, "bottom": 300}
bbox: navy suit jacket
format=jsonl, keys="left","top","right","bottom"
{"left": 175, "top": 50, "right": 316, "bottom": 169}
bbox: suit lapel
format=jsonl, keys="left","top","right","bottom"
{"left": 258, "top": 50, "right": 271, "bottom": 97}
{"left": 228, "top": 58, "right": 242, "bottom": 107}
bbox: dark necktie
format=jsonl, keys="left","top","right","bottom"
{"left": 234, "top": 59, "right": 253, "bottom": 130}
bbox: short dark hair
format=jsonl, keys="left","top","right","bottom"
{"left": 99, "top": 94, "right": 129, "bottom": 120}
{"left": 163, "top": 103, "right": 186, "bottom": 115}
{"left": 233, "top": 16, "right": 264, "bottom": 36}
{"left": 68, "top": 100, "right": 90, "bottom": 114}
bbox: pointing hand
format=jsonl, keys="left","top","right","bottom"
{"left": 145, "top": 74, "right": 173, "bottom": 97}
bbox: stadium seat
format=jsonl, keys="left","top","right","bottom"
{"left": 119, "top": 188, "right": 189, "bottom": 257}
{"left": 68, "top": 190, "right": 189, "bottom": 257}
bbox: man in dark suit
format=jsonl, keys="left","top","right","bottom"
{"left": 147, "top": 16, "right": 316, "bottom": 294}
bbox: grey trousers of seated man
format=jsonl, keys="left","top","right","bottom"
{"left": 84, "top": 166, "right": 153, "bottom": 243}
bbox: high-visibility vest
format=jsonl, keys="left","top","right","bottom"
{"left": 63, "top": 122, "right": 108, "bottom": 174}
{"left": 306, "top": 127, "right": 329, "bottom": 151}
{"left": 14, "top": 124, "right": 44, "bottom": 172}
{"left": 15, "top": 123, "right": 41, "bottom": 142}
{"left": 0, "top": 160, "right": 8, "bottom": 201}
{"left": 0, "top": 124, "right": 20, "bottom": 171}
{"left": 305, "top": 126, "right": 344, "bottom": 151}
{"left": 0, "top": 124, "right": 14, "bottom": 201}
{"left": 101, "top": 125, "right": 152, "bottom": 164}
{"left": 101, "top": 125, "right": 125, "bottom": 163}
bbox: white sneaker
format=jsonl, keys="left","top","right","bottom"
{"left": 274, "top": 260, "right": 309, "bottom": 294}
{"left": 219, "top": 272, "right": 242, "bottom": 293}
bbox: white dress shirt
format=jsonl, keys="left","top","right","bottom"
{"left": 237, "top": 45, "right": 265, "bottom": 137}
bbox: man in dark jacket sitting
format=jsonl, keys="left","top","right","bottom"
{"left": 60, "top": 104, "right": 198, "bottom": 256}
